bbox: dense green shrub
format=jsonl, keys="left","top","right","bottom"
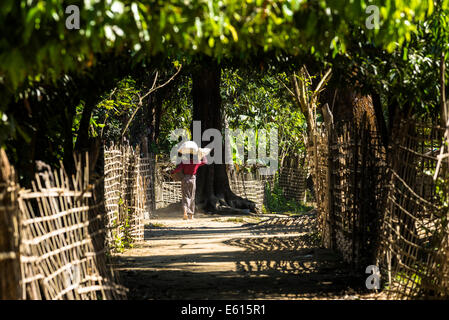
{"left": 265, "top": 180, "right": 313, "bottom": 214}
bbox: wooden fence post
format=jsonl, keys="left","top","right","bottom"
{"left": 0, "top": 149, "right": 21, "bottom": 300}
{"left": 327, "top": 127, "right": 335, "bottom": 250}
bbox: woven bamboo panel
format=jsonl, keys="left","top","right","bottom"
{"left": 331, "top": 120, "right": 387, "bottom": 268}
{"left": 277, "top": 167, "right": 307, "bottom": 203}
{"left": 229, "top": 163, "right": 306, "bottom": 205}
{"left": 104, "top": 147, "right": 122, "bottom": 246}
{"left": 230, "top": 180, "right": 265, "bottom": 211}
{"left": 377, "top": 119, "right": 449, "bottom": 299}
{"left": 18, "top": 155, "right": 126, "bottom": 300}
{"left": 307, "top": 117, "right": 387, "bottom": 267}
{"left": 139, "top": 157, "right": 156, "bottom": 216}
{"left": 161, "top": 181, "right": 182, "bottom": 206}
{"left": 154, "top": 162, "right": 178, "bottom": 209}
{"left": 307, "top": 127, "right": 333, "bottom": 249}
{"left": 309, "top": 114, "right": 449, "bottom": 298}
{"left": 104, "top": 145, "right": 151, "bottom": 246}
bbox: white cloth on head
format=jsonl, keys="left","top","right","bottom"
{"left": 177, "top": 141, "right": 199, "bottom": 154}
{"left": 197, "top": 147, "right": 211, "bottom": 160}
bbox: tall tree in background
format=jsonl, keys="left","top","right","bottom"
{"left": 191, "top": 57, "right": 256, "bottom": 213}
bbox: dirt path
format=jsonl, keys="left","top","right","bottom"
{"left": 112, "top": 205, "right": 381, "bottom": 300}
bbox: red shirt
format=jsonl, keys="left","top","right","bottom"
{"left": 172, "top": 157, "right": 207, "bottom": 176}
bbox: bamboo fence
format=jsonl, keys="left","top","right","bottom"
{"left": 376, "top": 119, "right": 449, "bottom": 299}
{"left": 308, "top": 115, "right": 449, "bottom": 299}
{"left": 154, "top": 161, "right": 306, "bottom": 212}
{"left": 104, "top": 144, "right": 154, "bottom": 248}
{"left": 154, "top": 163, "right": 267, "bottom": 210}
{"left": 154, "top": 162, "right": 178, "bottom": 208}
{"left": 277, "top": 166, "right": 307, "bottom": 203}
{"left": 0, "top": 151, "right": 126, "bottom": 300}
{"left": 307, "top": 126, "right": 333, "bottom": 249}
{"left": 331, "top": 118, "right": 386, "bottom": 268}
{"left": 229, "top": 180, "right": 266, "bottom": 212}
{"left": 227, "top": 162, "right": 307, "bottom": 205}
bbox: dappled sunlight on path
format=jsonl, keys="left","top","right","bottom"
{"left": 112, "top": 208, "right": 384, "bottom": 300}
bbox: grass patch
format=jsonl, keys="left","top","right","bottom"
{"left": 247, "top": 216, "right": 262, "bottom": 222}
{"left": 224, "top": 216, "right": 262, "bottom": 224}
{"left": 286, "top": 210, "right": 314, "bottom": 217}
{"left": 225, "top": 217, "right": 246, "bottom": 223}
{"left": 264, "top": 181, "right": 314, "bottom": 214}
{"left": 147, "top": 222, "right": 166, "bottom": 228}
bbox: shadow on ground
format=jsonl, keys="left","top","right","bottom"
{"left": 113, "top": 212, "right": 369, "bottom": 300}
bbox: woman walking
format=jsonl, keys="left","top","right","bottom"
{"left": 172, "top": 152, "right": 208, "bottom": 220}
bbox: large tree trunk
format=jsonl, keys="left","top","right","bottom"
{"left": 63, "top": 104, "right": 76, "bottom": 175}
{"left": 371, "top": 92, "right": 389, "bottom": 148}
{"left": 191, "top": 58, "right": 256, "bottom": 214}
{"left": 145, "top": 87, "right": 165, "bottom": 146}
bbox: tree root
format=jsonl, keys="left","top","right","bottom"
{"left": 199, "top": 192, "right": 257, "bottom": 215}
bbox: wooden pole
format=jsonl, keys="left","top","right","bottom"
{"left": 0, "top": 149, "right": 21, "bottom": 300}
